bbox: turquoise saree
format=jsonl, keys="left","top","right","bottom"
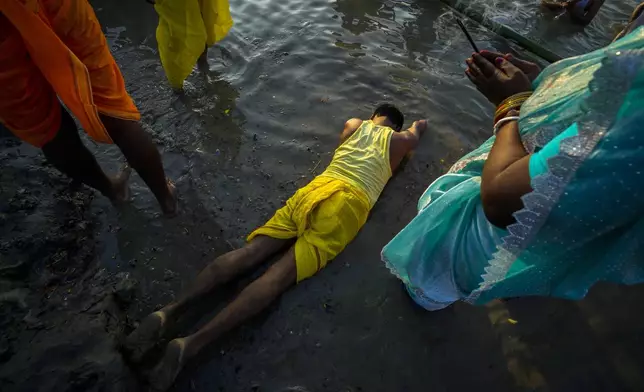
{"left": 382, "top": 27, "right": 644, "bottom": 310}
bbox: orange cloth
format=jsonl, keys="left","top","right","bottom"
{"left": 0, "top": 0, "right": 140, "bottom": 147}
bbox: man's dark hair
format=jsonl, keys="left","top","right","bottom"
{"left": 372, "top": 103, "right": 404, "bottom": 131}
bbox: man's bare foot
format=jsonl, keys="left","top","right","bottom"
{"left": 109, "top": 166, "right": 132, "bottom": 203}
{"left": 122, "top": 311, "right": 168, "bottom": 364}
{"left": 160, "top": 180, "right": 178, "bottom": 216}
{"left": 148, "top": 338, "right": 187, "bottom": 391}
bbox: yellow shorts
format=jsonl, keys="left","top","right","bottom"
{"left": 247, "top": 176, "right": 371, "bottom": 283}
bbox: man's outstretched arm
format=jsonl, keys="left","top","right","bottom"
{"left": 389, "top": 120, "right": 427, "bottom": 170}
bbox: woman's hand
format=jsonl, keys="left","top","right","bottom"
{"left": 465, "top": 53, "right": 533, "bottom": 105}
{"left": 479, "top": 50, "right": 542, "bottom": 82}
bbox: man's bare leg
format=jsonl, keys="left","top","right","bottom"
{"left": 42, "top": 108, "right": 131, "bottom": 202}
{"left": 123, "top": 236, "right": 292, "bottom": 362}
{"left": 197, "top": 44, "right": 209, "bottom": 74}
{"left": 99, "top": 114, "right": 177, "bottom": 215}
{"left": 148, "top": 248, "right": 297, "bottom": 391}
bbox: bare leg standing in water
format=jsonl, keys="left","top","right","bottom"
{"left": 41, "top": 109, "right": 177, "bottom": 214}
{"left": 197, "top": 44, "right": 209, "bottom": 73}
{"left": 41, "top": 109, "right": 132, "bottom": 204}
{"left": 100, "top": 115, "right": 177, "bottom": 214}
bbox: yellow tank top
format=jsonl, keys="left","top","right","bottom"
{"left": 321, "top": 120, "right": 394, "bottom": 207}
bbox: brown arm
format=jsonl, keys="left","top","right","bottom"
{"left": 389, "top": 120, "right": 426, "bottom": 172}
{"left": 481, "top": 119, "right": 533, "bottom": 228}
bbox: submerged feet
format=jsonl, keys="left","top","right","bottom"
{"left": 123, "top": 311, "right": 169, "bottom": 364}
{"left": 148, "top": 338, "right": 187, "bottom": 391}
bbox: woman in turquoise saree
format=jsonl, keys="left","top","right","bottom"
{"left": 381, "top": 4, "right": 644, "bottom": 311}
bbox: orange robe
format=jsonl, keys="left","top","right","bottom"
{"left": 0, "top": 0, "right": 139, "bottom": 147}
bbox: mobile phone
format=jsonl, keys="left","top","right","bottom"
{"left": 456, "top": 18, "right": 480, "bottom": 53}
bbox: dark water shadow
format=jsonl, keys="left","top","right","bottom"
{"left": 497, "top": 283, "right": 644, "bottom": 391}
{"left": 334, "top": 0, "right": 391, "bottom": 36}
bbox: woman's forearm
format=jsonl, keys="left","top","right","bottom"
{"left": 483, "top": 121, "right": 527, "bottom": 176}
{"left": 481, "top": 120, "right": 533, "bottom": 228}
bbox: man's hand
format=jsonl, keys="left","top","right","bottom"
{"left": 408, "top": 120, "right": 427, "bottom": 140}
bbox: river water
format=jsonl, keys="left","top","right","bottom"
{"left": 1, "top": 0, "right": 641, "bottom": 391}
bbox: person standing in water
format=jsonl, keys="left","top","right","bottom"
{"left": 541, "top": 0, "right": 604, "bottom": 24}
{"left": 0, "top": 0, "right": 177, "bottom": 214}
{"left": 124, "top": 104, "right": 427, "bottom": 390}
{"left": 150, "top": 0, "right": 233, "bottom": 89}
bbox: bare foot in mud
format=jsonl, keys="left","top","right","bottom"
{"left": 161, "top": 180, "right": 178, "bottom": 217}
{"left": 123, "top": 311, "right": 169, "bottom": 364}
{"left": 148, "top": 338, "right": 186, "bottom": 391}
{"left": 109, "top": 166, "right": 132, "bottom": 203}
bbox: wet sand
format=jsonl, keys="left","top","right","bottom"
{"left": 2, "top": 0, "right": 644, "bottom": 391}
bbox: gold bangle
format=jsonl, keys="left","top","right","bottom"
{"left": 495, "top": 102, "right": 523, "bottom": 117}
{"left": 494, "top": 92, "right": 532, "bottom": 119}
{"left": 499, "top": 91, "right": 532, "bottom": 106}
{"left": 496, "top": 96, "right": 530, "bottom": 114}
{"left": 497, "top": 92, "right": 532, "bottom": 109}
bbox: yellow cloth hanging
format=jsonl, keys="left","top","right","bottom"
{"left": 154, "top": 0, "right": 233, "bottom": 89}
